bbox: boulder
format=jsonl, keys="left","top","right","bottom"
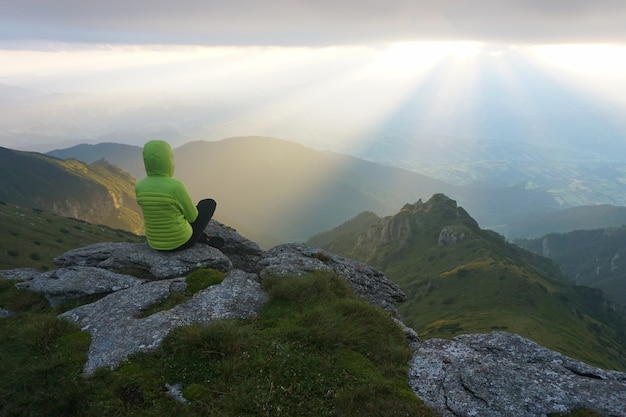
{"left": 53, "top": 241, "right": 232, "bottom": 279}
{"left": 204, "top": 220, "right": 266, "bottom": 272}
{"left": 408, "top": 331, "right": 626, "bottom": 417}
{"left": 14, "top": 266, "right": 144, "bottom": 307}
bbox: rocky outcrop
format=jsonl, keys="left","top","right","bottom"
{"left": 1, "top": 221, "right": 403, "bottom": 375}
{"left": 409, "top": 332, "right": 626, "bottom": 417}
{"left": 259, "top": 243, "right": 406, "bottom": 316}
{"left": 2, "top": 220, "right": 626, "bottom": 416}
{"left": 437, "top": 226, "right": 466, "bottom": 246}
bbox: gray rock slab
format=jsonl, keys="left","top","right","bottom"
{"left": 408, "top": 331, "right": 626, "bottom": 417}
{"left": 54, "top": 241, "right": 232, "bottom": 279}
{"left": 15, "top": 266, "right": 144, "bottom": 307}
{"left": 259, "top": 243, "right": 405, "bottom": 316}
{"left": 61, "top": 269, "right": 267, "bottom": 374}
{"left": 0, "top": 268, "right": 42, "bottom": 281}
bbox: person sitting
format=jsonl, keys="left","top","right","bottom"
{"left": 134, "top": 139, "right": 223, "bottom": 251}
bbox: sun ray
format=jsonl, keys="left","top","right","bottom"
{"left": 524, "top": 44, "right": 626, "bottom": 108}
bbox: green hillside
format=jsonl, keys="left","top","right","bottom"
{"left": 308, "top": 194, "right": 626, "bottom": 371}
{"left": 515, "top": 227, "right": 626, "bottom": 306}
{"left": 0, "top": 146, "right": 143, "bottom": 234}
{"left": 0, "top": 202, "right": 143, "bottom": 271}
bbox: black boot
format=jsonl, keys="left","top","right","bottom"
{"left": 199, "top": 234, "right": 225, "bottom": 249}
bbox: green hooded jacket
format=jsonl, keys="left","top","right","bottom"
{"left": 134, "top": 140, "right": 198, "bottom": 250}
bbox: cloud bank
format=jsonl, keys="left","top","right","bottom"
{"left": 2, "top": 0, "right": 626, "bottom": 46}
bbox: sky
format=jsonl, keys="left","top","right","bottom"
{"left": 2, "top": 0, "right": 626, "bottom": 46}
{"left": 1, "top": 0, "right": 626, "bottom": 153}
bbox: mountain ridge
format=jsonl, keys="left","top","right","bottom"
{"left": 43, "top": 136, "right": 574, "bottom": 245}
{"left": 308, "top": 193, "right": 626, "bottom": 371}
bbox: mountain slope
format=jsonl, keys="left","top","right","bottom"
{"left": 174, "top": 137, "right": 459, "bottom": 247}
{"left": 515, "top": 227, "right": 626, "bottom": 306}
{"left": 308, "top": 194, "right": 626, "bottom": 371}
{"left": 0, "top": 147, "right": 143, "bottom": 234}
{"left": 0, "top": 202, "right": 143, "bottom": 271}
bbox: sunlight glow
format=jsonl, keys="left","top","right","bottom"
{"left": 226, "top": 41, "right": 488, "bottom": 152}
{"left": 2, "top": 40, "right": 624, "bottom": 161}
{"left": 378, "top": 41, "right": 482, "bottom": 74}
{"left": 525, "top": 44, "right": 626, "bottom": 106}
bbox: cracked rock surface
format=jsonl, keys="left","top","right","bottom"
{"left": 408, "top": 332, "right": 626, "bottom": 417}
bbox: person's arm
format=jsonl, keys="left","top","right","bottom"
{"left": 174, "top": 180, "right": 199, "bottom": 222}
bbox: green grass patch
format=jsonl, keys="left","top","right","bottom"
{"left": 0, "top": 311, "right": 92, "bottom": 416}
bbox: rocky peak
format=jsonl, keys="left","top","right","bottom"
{"left": 354, "top": 194, "right": 480, "bottom": 260}
{"left": 2, "top": 220, "right": 626, "bottom": 416}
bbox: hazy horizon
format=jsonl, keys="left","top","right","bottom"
{"left": 1, "top": 1, "right": 625, "bottom": 162}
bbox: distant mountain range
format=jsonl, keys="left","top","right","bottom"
{"left": 0, "top": 146, "right": 143, "bottom": 233}
{"left": 515, "top": 227, "right": 626, "bottom": 307}
{"left": 505, "top": 204, "right": 626, "bottom": 239}
{"left": 48, "top": 138, "right": 458, "bottom": 246}
{"left": 45, "top": 137, "right": 626, "bottom": 246}
{"left": 41, "top": 138, "right": 557, "bottom": 243}
{"left": 307, "top": 194, "right": 626, "bottom": 371}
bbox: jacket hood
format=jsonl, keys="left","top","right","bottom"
{"left": 142, "top": 140, "right": 174, "bottom": 177}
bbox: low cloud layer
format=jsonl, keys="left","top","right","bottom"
{"left": 2, "top": 0, "right": 626, "bottom": 46}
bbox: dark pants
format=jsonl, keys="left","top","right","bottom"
{"left": 172, "top": 198, "right": 217, "bottom": 251}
